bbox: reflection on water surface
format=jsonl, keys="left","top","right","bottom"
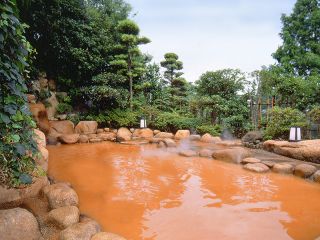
{"left": 48, "top": 142, "right": 320, "bottom": 240}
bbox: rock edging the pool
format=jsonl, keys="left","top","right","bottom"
{"left": 0, "top": 128, "right": 128, "bottom": 240}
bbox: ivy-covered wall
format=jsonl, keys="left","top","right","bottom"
{"left": 0, "top": 0, "right": 38, "bottom": 186}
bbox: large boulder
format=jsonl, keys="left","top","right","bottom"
{"left": 78, "top": 135, "right": 89, "bottom": 143}
{"left": 0, "top": 177, "right": 49, "bottom": 209}
{"left": 48, "top": 206, "right": 80, "bottom": 229}
{"left": 132, "top": 128, "right": 154, "bottom": 139}
{"left": 29, "top": 103, "right": 50, "bottom": 135}
{"left": 200, "top": 133, "right": 221, "bottom": 143}
{"left": 241, "top": 157, "right": 261, "bottom": 164}
{"left": 50, "top": 120, "right": 75, "bottom": 135}
{"left": 0, "top": 208, "right": 41, "bottom": 240}
{"left": 175, "top": 130, "right": 190, "bottom": 140}
{"left": 58, "top": 134, "right": 80, "bottom": 144}
{"left": 97, "top": 132, "right": 116, "bottom": 141}
{"left": 46, "top": 91, "right": 59, "bottom": 120}
{"left": 163, "top": 138, "right": 176, "bottom": 147}
{"left": 75, "top": 121, "right": 98, "bottom": 134}
{"left": 91, "top": 232, "right": 127, "bottom": 240}
{"left": 313, "top": 170, "right": 320, "bottom": 183}
{"left": 35, "top": 146, "right": 49, "bottom": 171}
{"left": 263, "top": 140, "right": 320, "bottom": 163}
{"left": 212, "top": 147, "right": 251, "bottom": 163}
{"left": 116, "top": 127, "right": 132, "bottom": 142}
{"left": 59, "top": 217, "right": 100, "bottom": 240}
{"left": 294, "top": 164, "right": 317, "bottom": 178}
{"left": 243, "top": 163, "right": 269, "bottom": 173}
{"left": 154, "top": 132, "right": 174, "bottom": 139}
{"left": 33, "top": 128, "right": 46, "bottom": 148}
{"left": 43, "top": 183, "right": 79, "bottom": 209}
{"left": 272, "top": 163, "right": 294, "bottom": 174}
{"left": 242, "top": 131, "right": 263, "bottom": 143}
{"left": 199, "top": 149, "right": 213, "bottom": 158}
{"left": 179, "top": 150, "right": 198, "bottom": 157}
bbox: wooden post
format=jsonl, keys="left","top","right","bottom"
{"left": 258, "top": 97, "right": 262, "bottom": 129}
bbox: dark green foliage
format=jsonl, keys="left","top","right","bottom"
{"left": 308, "top": 106, "right": 320, "bottom": 123}
{"left": 56, "top": 103, "right": 72, "bottom": 114}
{"left": 264, "top": 107, "right": 307, "bottom": 140}
{"left": 160, "top": 53, "right": 183, "bottom": 83}
{"left": 1, "top": 0, "right": 38, "bottom": 186}
{"left": 152, "top": 112, "right": 202, "bottom": 132}
{"left": 273, "top": 0, "right": 320, "bottom": 76}
{"left": 196, "top": 124, "right": 221, "bottom": 136}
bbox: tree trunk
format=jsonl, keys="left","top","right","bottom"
{"left": 129, "top": 75, "right": 133, "bottom": 110}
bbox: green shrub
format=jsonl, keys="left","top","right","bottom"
{"left": 196, "top": 124, "right": 221, "bottom": 136}
{"left": 56, "top": 103, "right": 72, "bottom": 114}
{"left": 105, "top": 109, "right": 139, "bottom": 128}
{"left": 264, "top": 107, "right": 307, "bottom": 140}
{"left": 308, "top": 106, "right": 320, "bottom": 123}
{"left": 152, "top": 112, "right": 202, "bottom": 132}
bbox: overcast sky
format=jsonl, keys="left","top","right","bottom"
{"left": 126, "top": 0, "right": 296, "bottom": 82}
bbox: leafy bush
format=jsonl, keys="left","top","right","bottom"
{"left": 105, "top": 109, "right": 139, "bottom": 128}
{"left": 152, "top": 112, "right": 202, "bottom": 132}
{"left": 56, "top": 103, "right": 72, "bottom": 114}
{"left": 196, "top": 124, "right": 221, "bottom": 136}
{"left": 264, "top": 107, "right": 307, "bottom": 140}
{"left": 308, "top": 106, "right": 320, "bottom": 123}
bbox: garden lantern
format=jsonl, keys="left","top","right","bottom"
{"left": 140, "top": 117, "right": 147, "bottom": 128}
{"left": 289, "top": 127, "right": 301, "bottom": 142}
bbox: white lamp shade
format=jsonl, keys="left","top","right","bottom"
{"left": 289, "top": 127, "right": 301, "bottom": 141}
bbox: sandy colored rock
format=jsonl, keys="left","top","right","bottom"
{"left": 27, "top": 94, "right": 36, "bottom": 103}
{"left": 20, "top": 176, "right": 49, "bottom": 199}
{"left": 200, "top": 133, "right": 221, "bottom": 143}
{"left": 263, "top": 139, "right": 320, "bottom": 163}
{"left": 199, "top": 149, "right": 213, "bottom": 158}
{"left": 79, "top": 135, "right": 89, "bottom": 143}
{"left": 43, "top": 183, "right": 78, "bottom": 209}
{"left": 153, "top": 130, "right": 161, "bottom": 135}
{"left": 179, "top": 150, "right": 198, "bottom": 157}
{"left": 0, "top": 208, "right": 41, "bottom": 240}
{"left": 312, "top": 170, "right": 320, "bottom": 183}
{"left": 29, "top": 102, "right": 50, "bottom": 135}
{"left": 46, "top": 92, "right": 59, "bottom": 120}
{"left": 98, "top": 132, "right": 116, "bottom": 141}
{"left": 294, "top": 164, "right": 317, "bottom": 178}
{"left": 89, "top": 138, "right": 102, "bottom": 143}
{"left": 104, "top": 128, "right": 110, "bottom": 132}
{"left": 272, "top": 163, "right": 294, "bottom": 174}
{"left": 157, "top": 141, "right": 166, "bottom": 148}
{"left": 241, "top": 157, "right": 261, "bottom": 164}
{"left": 88, "top": 133, "right": 97, "bottom": 139}
{"left": 48, "top": 206, "right": 80, "bottom": 229}
{"left": 189, "top": 134, "right": 201, "bottom": 141}
{"left": 116, "top": 127, "right": 132, "bottom": 141}
{"left": 154, "top": 132, "right": 174, "bottom": 139}
{"left": 35, "top": 146, "right": 49, "bottom": 171}
{"left": 149, "top": 138, "right": 162, "bottom": 144}
{"left": 50, "top": 120, "right": 75, "bottom": 135}
{"left": 33, "top": 128, "right": 46, "bottom": 148}
{"left": 0, "top": 186, "right": 21, "bottom": 209}
{"left": 59, "top": 218, "right": 100, "bottom": 240}
{"left": 261, "top": 160, "right": 276, "bottom": 168}
{"left": 75, "top": 121, "right": 98, "bottom": 134}
{"left": 132, "top": 128, "right": 154, "bottom": 139}
{"left": 175, "top": 130, "right": 190, "bottom": 140}
{"left": 212, "top": 147, "right": 251, "bottom": 163}
{"left": 243, "top": 163, "right": 269, "bottom": 173}
{"left": 91, "top": 232, "right": 127, "bottom": 240}
{"left": 163, "top": 138, "right": 176, "bottom": 147}
{"left": 58, "top": 134, "right": 80, "bottom": 144}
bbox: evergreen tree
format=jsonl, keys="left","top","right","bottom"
{"left": 273, "top": 0, "right": 320, "bottom": 76}
{"left": 110, "top": 19, "right": 150, "bottom": 110}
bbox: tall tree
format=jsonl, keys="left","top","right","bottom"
{"left": 273, "top": 0, "right": 320, "bottom": 76}
{"left": 160, "top": 53, "right": 183, "bottom": 84}
{"left": 110, "top": 19, "right": 150, "bottom": 110}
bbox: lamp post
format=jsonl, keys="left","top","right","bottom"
{"left": 140, "top": 117, "right": 147, "bottom": 128}
{"left": 289, "top": 126, "right": 301, "bottom": 142}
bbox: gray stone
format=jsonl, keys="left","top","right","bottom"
{"left": 48, "top": 206, "right": 80, "bottom": 229}
{"left": 294, "top": 164, "right": 317, "bottom": 178}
